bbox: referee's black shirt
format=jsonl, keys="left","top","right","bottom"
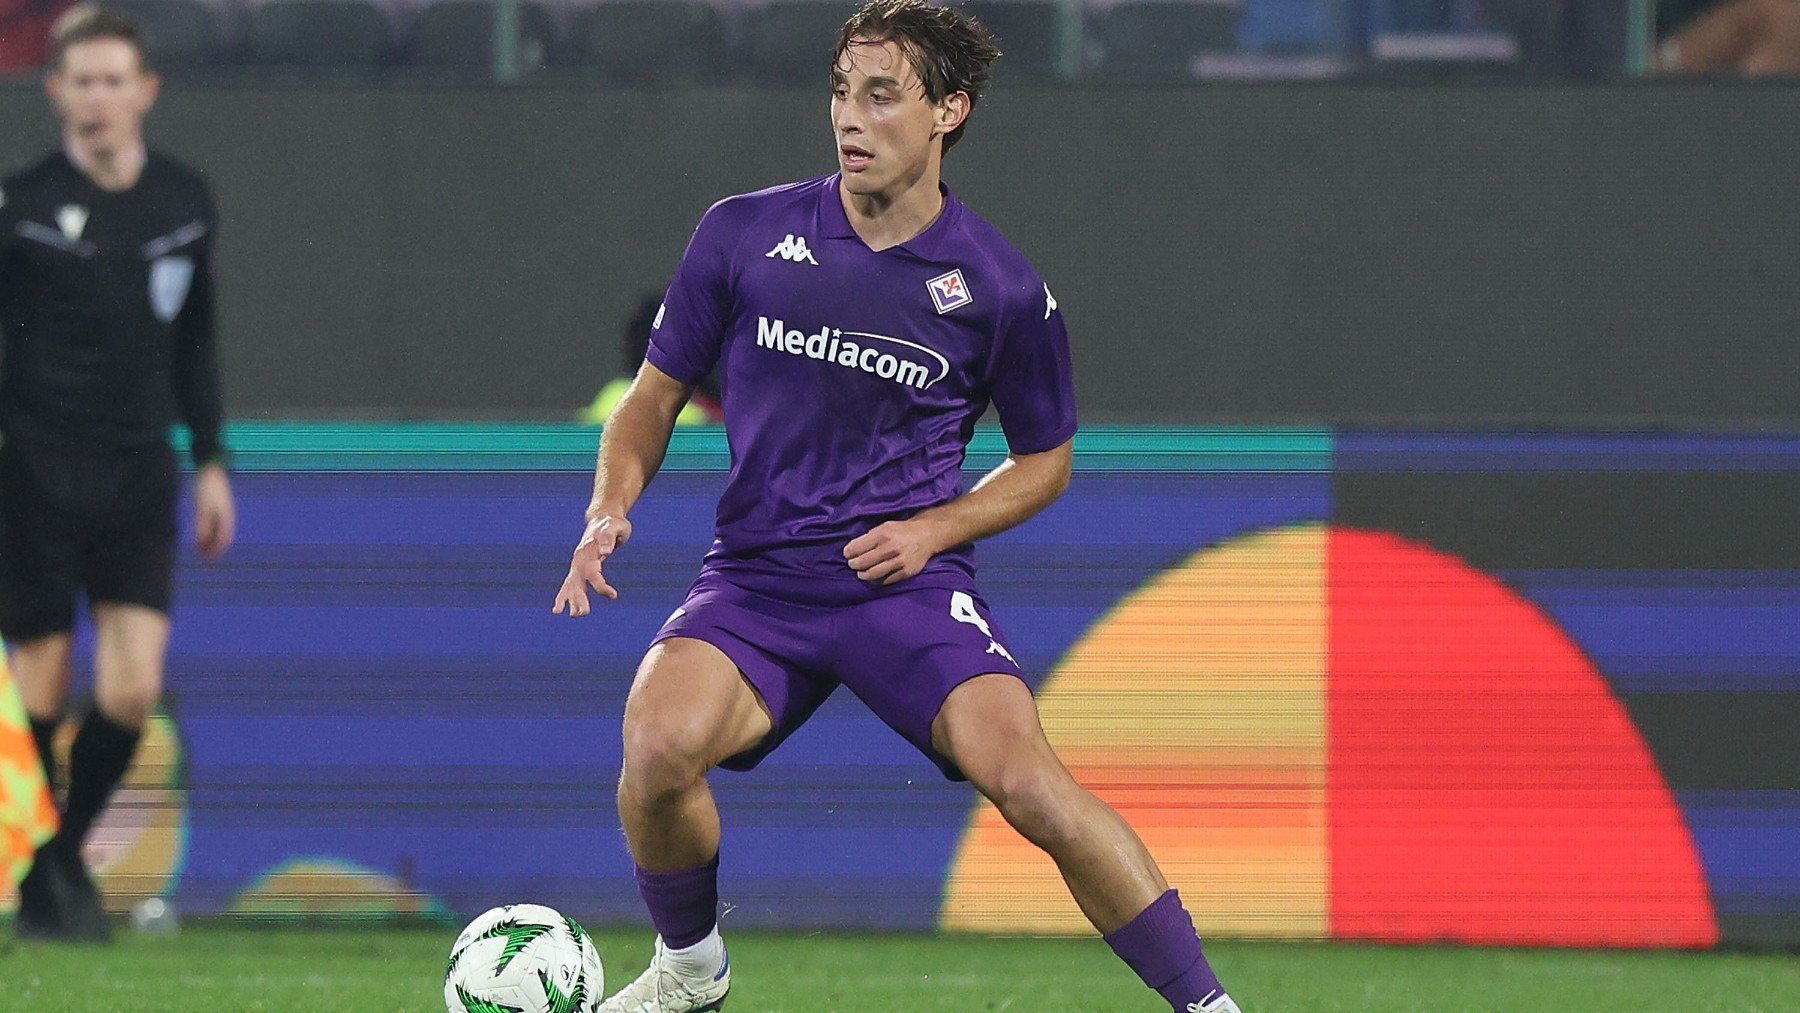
{"left": 0, "top": 150, "right": 226, "bottom": 466}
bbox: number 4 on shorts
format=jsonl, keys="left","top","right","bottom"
{"left": 951, "top": 591, "right": 1017, "bottom": 667}
{"left": 950, "top": 591, "right": 992, "bottom": 635}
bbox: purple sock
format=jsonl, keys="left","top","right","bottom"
{"left": 1103, "top": 889, "right": 1226, "bottom": 1011}
{"left": 633, "top": 853, "right": 719, "bottom": 949}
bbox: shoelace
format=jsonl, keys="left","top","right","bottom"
{"left": 608, "top": 943, "right": 718, "bottom": 1012}
{"left": 621, "top": 948, "right": 678, "bottom": 1011}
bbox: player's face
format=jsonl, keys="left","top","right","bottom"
{"left": 47, "top": 39, "right": 160, "bottom": 153}
{"left": 831, "top": 39, "right": 968, "bottom": 199}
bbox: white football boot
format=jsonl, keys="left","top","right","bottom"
{"left": 1188, "top": 993, "right": 1243, "bottom": 1013}
{"left": 597, "top": 937, "right": 730, "bottom": 1013}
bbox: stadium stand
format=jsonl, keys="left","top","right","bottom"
{"left": 1362, "top": 0, "right": 1521, "bottom": 76}
{"left": 960, "top": 0, "right": 1067, "bottom": 82}
{"left": 1088, "top": 0, "right": 1240, "bottom": 81}
{"left": 742, "top": 0, "right": 866, "bottom": 83}
{"left": 568, "top": 0, "right": 730, "bottom": 83}
{"left": 245, "top": 0, "right": 395, "bottom": 70}
{"left": 409, "top": 0, "right": 560, "bottom": 76}
{"left": 0, "top": 0, "right": 1623, "bottom": 82}
{"left": 108, "top": 0, "right": 236, "bottom": 70}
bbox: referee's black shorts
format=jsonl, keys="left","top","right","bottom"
{"left": 0, "top": 441, "right": 179, "bottom": 642}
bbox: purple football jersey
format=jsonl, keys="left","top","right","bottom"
{"left": 646, "top": 174, "right": 1076, "bottom": 600}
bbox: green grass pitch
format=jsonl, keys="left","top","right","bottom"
{"left": 1, "top": 924, "right": 1796, "bottom": 1011}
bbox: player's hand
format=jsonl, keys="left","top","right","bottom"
{"left": 554, "top": 514, "right": 633, "bottom": 615}
{"left": 845, "top": 519, "right": 940, "bottom": 585}
{"left": 194, "top": 463, "right": 236, "bottom": 559}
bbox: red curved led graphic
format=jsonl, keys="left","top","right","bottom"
{"left": 1327, "top": 528, "right": 1717, "bottom": 947}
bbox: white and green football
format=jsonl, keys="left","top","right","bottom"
{"left": 444, "top": 903, "right": 604, "bottom": 1013}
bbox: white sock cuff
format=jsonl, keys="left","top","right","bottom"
{"left": 663, "top": 926, "right": 724, "bottom": 970}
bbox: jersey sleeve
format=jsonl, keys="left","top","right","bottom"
{"left": 988, "top": 277, "right": 1078, "bottom": 455}
{"left": 171, "top": 183, "right": 227, "bottom": 467}
{"left": 644, "top": 201, "right": 739, "bottom": 386}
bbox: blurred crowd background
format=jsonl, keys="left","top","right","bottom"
{"left": 3, "top": 0, "right": 1798, "bottom": 83}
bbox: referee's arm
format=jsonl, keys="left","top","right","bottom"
{"left": 170, "top": 238, "right": 225, "bottom": 466}
{"left": 170, "top": 198, "right": 235, "bottom": 557}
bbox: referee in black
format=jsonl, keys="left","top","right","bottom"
{"left": 2, "top": 7, "right": 234, "bottom": 941}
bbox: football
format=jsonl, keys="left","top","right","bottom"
{"left": 445, "top": 904, "right": 604, "bottom": 1013}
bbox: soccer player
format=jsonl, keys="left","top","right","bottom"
{"left": 1, "top": 7, "right": 233, "bottom": 941}
{"left": 554, "top": 3, "right": 1241, "bottom": 1010}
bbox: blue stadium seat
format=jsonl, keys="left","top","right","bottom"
{"left": 408, "top": 0, "right": 560, "bottom": 76}
{"left": 1088, "top": 0, "right": 1241, "bottom": 81}
{"left": 742, "top": 1, "right": 864, "bottom": 84}
{"left": 570, "top": 1, "right": 729, "bottom": 83}
{"left": 247, "top": 0, "right": 395, "bottom": 70}
{"left": 107, "top": 0, "right": 234, "bottom": 71}
{"left": 1237, "top": 0, "right": 1349, "bottom": 54}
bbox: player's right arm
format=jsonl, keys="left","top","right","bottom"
{"left": 553, "top": 362, "right": 692, "bottom": 615}
{"left": 554, "top": 198, "right": 741, "bottom": 615}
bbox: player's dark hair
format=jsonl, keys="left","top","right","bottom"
{"left": 49, "top": 6, "right": 152, "bottom": 74}
{"left": 835, "top": 0, "right": 1002, "bottom": 155}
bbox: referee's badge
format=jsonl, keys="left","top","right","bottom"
{"left": 149, "top": 256, "right": 196, "bottom": 323}
{"left": 56, "top": 204, "right": 88, "bottom": 241}
{"left": 926, "top": 269, "right": 972, "bottom": 314}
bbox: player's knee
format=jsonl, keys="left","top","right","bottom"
{"left": 983, "top": 759, "right": 1078, "bottom": 848}
{"left": 620, "top": 714, "right": 714, "bottom": 801}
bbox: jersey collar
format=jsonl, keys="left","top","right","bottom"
{"left": 817, "top": 173, "right": 963, "bottom": 262}
{"left": 61, "top": 142, "right": 151, "bottom": 195}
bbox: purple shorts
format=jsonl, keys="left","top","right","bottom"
{"left": 651, "top": 570, "right": 1024, "bottom": 781}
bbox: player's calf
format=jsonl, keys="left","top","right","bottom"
{"left": 935, "top": 677, "right": 1239, "bottom": 1010}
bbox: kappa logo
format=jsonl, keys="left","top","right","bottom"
{"left": 56, "top": 204, "right": 88, "bottom": 242}
{"left": 755, "top": 316, "right": 949, "bottom": 390}
{"left": 926, "top": 269, "right": 971, "bottom": 314}
{"left": 765, "top": 234, "right": 818, "bottom": 265}
{"left": 1044, "top": 282, "right": 1058, "bottom": 319}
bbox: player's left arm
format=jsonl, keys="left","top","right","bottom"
{"left": 846, "top": 442, "right": 1071, "bottom": 585}
{"left": 846, "top": 276, "right": 1078, "bottom": 586}
{"left": 170, "top": 186, "right": 234, "bottom": 558}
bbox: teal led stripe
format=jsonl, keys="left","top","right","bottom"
{"left": 173, "top": 423, "right": 1331, "bottom": 473}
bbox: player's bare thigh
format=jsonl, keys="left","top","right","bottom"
{"left": 622, "top": 637, "right": 776, "bottom": 777}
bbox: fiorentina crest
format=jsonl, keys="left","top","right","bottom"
{"left": 926, "top": 269, "right": 972, "bottom": 314}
